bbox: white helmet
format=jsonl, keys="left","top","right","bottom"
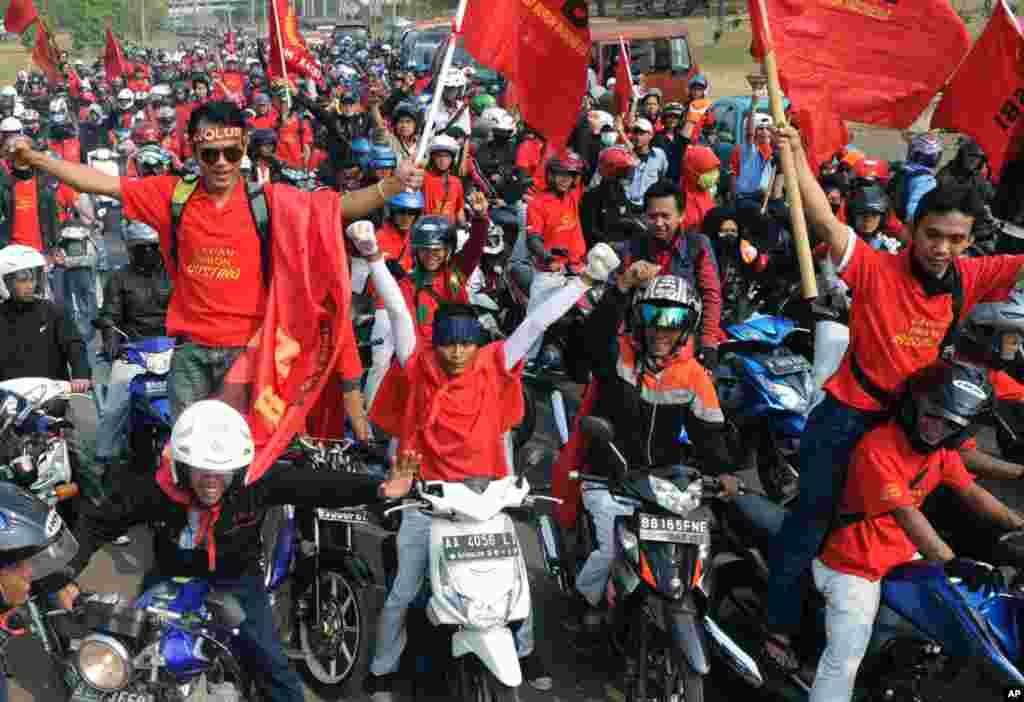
{"left": 0, "top": 86, "right": 16, "bottom": 99}
{"left": 0, "top": 245, "right": 47, "bottom": 301}
{"left": 593, "top": 110, "right": 614, "bottom": 130}
{"left": 48, "top": 98, "right": 68, "bottom": 115}
{"left": 117, "top": 88, "right": 134, "bottom": 107}
{"left": 170, "top": 400, "right": 254, "bottom": 486}
{"left": 428, "top": 134, "right": 459, "bottom": 158}
{"left": 151, "top": 83, "right": 172, "bottom": 98}
{"left": 483, "top": 221, "right": 504, "bottom": 255}
{"left": 480, "top": 106, "right": 516, "bottom": 134}
{"left": 0, "top": 117, "right": 22, "bottom": 134}
{"left": 442, "top": 68, "right": 467, "bottom": 89}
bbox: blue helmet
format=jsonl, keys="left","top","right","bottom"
{"left": 388, "top": 191, "right": 424, "bottom": 214}
{"left": 369, "top": 145, "right": 397, "bottom": 171}
{"left": 351, "top": 137, "right": 371, "bottom": 170}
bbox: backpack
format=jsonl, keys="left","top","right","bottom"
{"left": 169, "top": 175, "right": 272, "bottom": 287}
{"left": 885, "top": 164, "right": 928, "bottom": 223}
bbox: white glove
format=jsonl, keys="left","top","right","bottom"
{"left": 345, "top": 220, "right": 379, "bottom": 257}
{"left": 583, "top": 242, "right": 621, "bottom": 284}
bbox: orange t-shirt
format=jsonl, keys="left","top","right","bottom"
{"left": 371, "top": 342, "right": 524, "bottom": 482}
{"left": 422, "top": 170, "right": 464, "bottom": 224}
{"left": 825, "top": 236, "right": 1024, "bottom": 411}
{"left": 276, "top": 114, "right": 312, "bottom": 169}
{"left": 526, "top": 189, "right": 586, "bottom": 267}
{"left": 367, "top": 222, "right": 413, "bottom": 309}
{"left": 120, "top": 176, "right": 270, "bottom": 347}
{"left": 820, "top": 422, "right": 973, "bottom": 581}
{"left": 10, "top": 179, "right": 42, "bottom": 251}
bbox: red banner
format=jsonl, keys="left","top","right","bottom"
{"left": 748, "top": 0, "right": 969, "bottom": 129}
{"left": 267, "top": 0, "right": 323, "bottom": 85}
{"left": 462, "top": 0, "right": 591, "bottom": 149}
{"left": 104, "top": 27, "right": 128, "bottom": 81}
{"left": 32, "top": 22, "right": 61, "bottom": 86}
{"left": 3, "top": 0, "right": 38, "bottom": 34}
{"left": 931, "top": 0, "right": 1024, "bottom": 178}
{"left": 614, "top": 40, "right": 633, "bottom": 116}
{"left": 212, "top": 188, "right": 352, "bottom": 485}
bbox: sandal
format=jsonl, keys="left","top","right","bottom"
{"left": 760, "top": 631, "right": 801, "bottom": 676}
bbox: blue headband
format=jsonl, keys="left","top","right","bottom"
{"left": 432, "top": 315, "right": 485, "bottom": 347}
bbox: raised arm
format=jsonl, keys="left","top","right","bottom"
{"left": 9, "top": 137, "right": 121, "bottom": 200}
{"left": 340, "top": 159, "right": 423, "bottom": 220}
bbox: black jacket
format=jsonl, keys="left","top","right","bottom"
{"left": 69, "top": 463, "right": 382, "bottom": 581}
{"left": 98, "top": 265, "right": 172, "bottom": 339}
{"left": 583, "top": 285, "right": 732, "bottom": 476}
{"left": 580, "top": 179, "right": 636, "bottom": 247}
{"left": 0, "top": 299, "right": 90, "bottom": 382}
{"left": 0, "top": 168, "right": 61, "bottom": 250}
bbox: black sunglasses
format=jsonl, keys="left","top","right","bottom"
{"left": 198, "top": 145, "right": 244, "bottom": 165}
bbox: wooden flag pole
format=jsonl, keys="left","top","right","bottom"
{"left": 415, "top": 0, "right": 469, "bottom": 165}
{"left": 756, "top": 0, "right": 817, "bottom": 299}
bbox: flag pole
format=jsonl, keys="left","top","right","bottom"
{"left": 620, "top": 36, "right": 637, "bottom": 119}
{"left": 756, "top": 0, "right": 817, "bottom": 299}
{"left": 269, "top": 0, "right": 292, "bottom": 114}
{"left": 415, "top": 0, "right": 469, "bottom": 164}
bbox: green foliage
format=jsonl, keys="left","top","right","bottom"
{"left": 32, "top": 0, "right": 168, "bottom": 49}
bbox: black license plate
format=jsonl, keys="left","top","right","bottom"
{"left": 316, "top": 507, "right": 371, "bottom": 524}
{"left": 637, "top": 512, "right": 710, "bottom": 545}
{"left": 72, "top": 685, "right": 154, "bottom": 702}
{"left": 442, "top": 532, "right": 520, "bottom": 562}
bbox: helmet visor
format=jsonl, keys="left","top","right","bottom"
{"left": 636, "top": 303, "right": 694, "bottom": 330}
{"left": 26, "top": 526, "right": 78, "bottom": 582}
{"left": 916, "top": 399, "right": 969, "bottom": 447}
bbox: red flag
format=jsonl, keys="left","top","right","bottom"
{"left": 613, "top": 40, "right": 634, "bottom": 116}
{"left": 225, "top": 29, "right": 236, "bottom": 55}
{"left": 748, "top": 0, "right": 772, "bottom": 59}
{"left": 3, "top": 0, "right": 38, "bottom": 34}
{"left": 104, "top": 28, "right": 128, "bottom": 81}
{"left": 790, "top": 88, "right": 850, "bottom": 170}
{"left": 267, "top": 0, "right": 323, "bottom": 85}
{"left": 747, "top": 0, "right": 969, "bottom": 128}
{"left": 931, "top": 0, "right": 1024, "bottom": 178}
{"left": 67, "top": 66, "right": 81, "bottom": 97}
{"left": 32, "top": 22, "right": 61, "bottom": 86}
{"left": 210, "top": 188, "right": 352, "bottom": 485}
{"left": 462, "top": 0, "right": 591, "bottom": 149}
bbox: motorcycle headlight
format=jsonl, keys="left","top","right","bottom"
{"left": 76, "top": 633, "right": 132, "bottom": 691}
{"left": 141, "top": 349, "right": 172, "bottom": 376}
{"left": 647, "top": 475, "right": 701, "bottom": 515}
{"left": 760, "top": 378, "right": 807, "bottom": 413}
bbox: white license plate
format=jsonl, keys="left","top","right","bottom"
{"left": 144, "top": 380, "right": 167, "bottom": 396}
{"left": 316, "top": 507, "right": 370, "bottom": 524}
{"left": 637, "top": 512, "right": 710, "bottom": 545}
{"left": 443, "top": 532, "right": 520, "bottom": 562}
{"left": 72, "top": 685, "right": 153, "bottom": 702}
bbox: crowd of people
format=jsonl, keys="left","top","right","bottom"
{"left": 0, "top": 20, "right": 1019, "bottom": 702}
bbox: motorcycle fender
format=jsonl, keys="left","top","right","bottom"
{"left": 666, "top": 603, "right": 711, "bottom": 676}
{"left": 452, "top": 627, "right": 523, "bottom": 688}
{"left": 318, "top": 550, "right": 375, "bottom": 588}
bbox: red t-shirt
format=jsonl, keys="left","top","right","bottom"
{"left": 422, "top": 170, "right": 464, "bottom": 224}
{"left": 367, "top": 222, "right": 413, "bottom": 309}
{"left": 246, "top": 112, "right": 278, "bottom": 131}
{"left": 820, "top": 422, "right": 974, "bottom": 581}
{"left": 10, "top": 179, "right": 42, "bottom": 251}
{"left": 276, "top": 114, "right": 312, "bottom": 169}
{"left": 119, "top": 176, "right": 271, "bottom": 346}
{"left": 398, "top": 270, "right": 471, "bottom": 344}
{"left": 526, "top": 189, "right": 586, "bottom": 267}
{"left": 825, "top": 235, "right": 1024, "bottom": 411}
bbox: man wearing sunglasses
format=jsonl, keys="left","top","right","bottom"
{"left": 5, "top": 99, "right": 424, "bottom": 424}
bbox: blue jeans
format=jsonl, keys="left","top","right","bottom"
{"left": 63, "top": 268, "right": 98, "bottom": 347}
{"left": 142, "top": 574, "right": 304, "bottom": 702}
{"left": 764, "top": 393, "right": 886, "bottom": 634}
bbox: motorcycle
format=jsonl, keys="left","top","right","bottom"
{"left": 564, "top": 416, "right": 764, "bottom": 702}
{"left": 713, "top": 314, "right": 814, "bottom": 503}
{"left": 711, "top": 492, "right": 1024, "bottom": 700}
{"left": 381, "top": 473, "right": 560, "bottom": 700}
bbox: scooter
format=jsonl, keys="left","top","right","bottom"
{"left": 714, "top": 314, "right": 815, "bottom": 503}
{"left": 382, "top": 474, "right": 559, "bottom": 700}
{"left": 711, "top": 493, "right": 1024, "bottom": 700}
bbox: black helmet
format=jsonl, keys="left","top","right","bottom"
{"left": 956, "top": 302, "right": 1024, "bottom": 372}
{"left": 392, "top": 100, "right": 420, "bottom": 125}
{"left": 0, "top": 481, "right": 78, "bottom": 578}
{"left": 847, "top": 185, "right": 889, "bottom": 219}
{"left": 411, "top": 215, "right": 456, "bottom": 251}
{"left": 899, "top": 361, "right": 994, "bottom": 454}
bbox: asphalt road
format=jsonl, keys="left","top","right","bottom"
{"left": 8, "top": 376, "right": 1024, "bottom": 702}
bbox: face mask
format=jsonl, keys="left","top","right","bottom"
{"left": 600, "top": 132, "right": 617, "bottom": 147}
{"left": 697, "top": 169, "right": 719, "bottom": 191}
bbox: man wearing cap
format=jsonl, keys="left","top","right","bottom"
{"left": 625, "top": 117, "right": 669, "bottom": 211}
{"left": 246, "top": 94, "right": 277, "bottom": 131}
{"left": 6, "top": 100, "right": 426, "bottom": 424}
{"left": 730, "top": 95, "right": 777, "bottom": 206}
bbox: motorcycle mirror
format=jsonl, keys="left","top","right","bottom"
{"left": 581, "top": 416, "right": 615, "bottom": 444}
{"left": 205, "top": 591, "right": 247, "bottom": 629}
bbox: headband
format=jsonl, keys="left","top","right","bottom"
{"left": 432, "top": 315, "right": 485, "bottom": 348}
{"left": 192, "top": 126, "right": 243, "bottom": 144}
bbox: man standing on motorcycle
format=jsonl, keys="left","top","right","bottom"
{"left": 0, "top": 245, "right": 90, "bottom": 390}
{"left": 811, "top": 361, "right": 1024, "bottom": 702}
{"left": 762, "top": 126, "right": 1024, "bottom": 675}
{"left": 63, "top": 399, "right": 419, "bottom": 702}
{"left": 4, "top": 100, "right": 425, "bottom": 422}
{"left": 356, "top": 219, "right": 621, "bottom": 700}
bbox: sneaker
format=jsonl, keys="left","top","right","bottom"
{"left": 112, "top": 534, "right": 132, "bottom": 546}
{"left": 520, "top": 653, "right": 553, "bottom": 691}
{"left": 363, "top": 672, "right": 398, "bottom": 702}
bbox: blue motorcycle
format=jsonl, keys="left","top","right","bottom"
{"left": 710, "top": 494, "right": 1024, "bottom": 701}
{"left": 713, "top": 314, "right": 815, "bottom": 503}
{"left": 122, "top": 336, "right": 174, "bottom": 470}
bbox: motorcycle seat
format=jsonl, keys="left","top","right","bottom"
{"left": 462, "top": 476, "right": 494, "bottom": 494}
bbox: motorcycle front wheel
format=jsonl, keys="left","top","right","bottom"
{"left": 297, "top": 570, "right": 364, "bottom": 697}
{"left": 454, "top": 655, "right": 520, "bottom": 702}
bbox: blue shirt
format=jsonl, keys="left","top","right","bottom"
{"left": 734, "top": 142, "right": 775, "bottom": 196}
{"left": 904, "top": 163, "right": 937, "bottom": 223}
{"left": 626, "top": 147, "right": 669, "bottom": 207}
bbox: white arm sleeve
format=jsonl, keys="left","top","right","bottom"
{"left": 504, "top": 278, "right": 589, "bottom": 370}
{"left": 368, "top": 258, "right": 416, "bottom": 366}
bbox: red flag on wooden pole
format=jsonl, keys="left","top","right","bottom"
{"left": 3, "top": 0, "right": 39, "bottom": 34}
